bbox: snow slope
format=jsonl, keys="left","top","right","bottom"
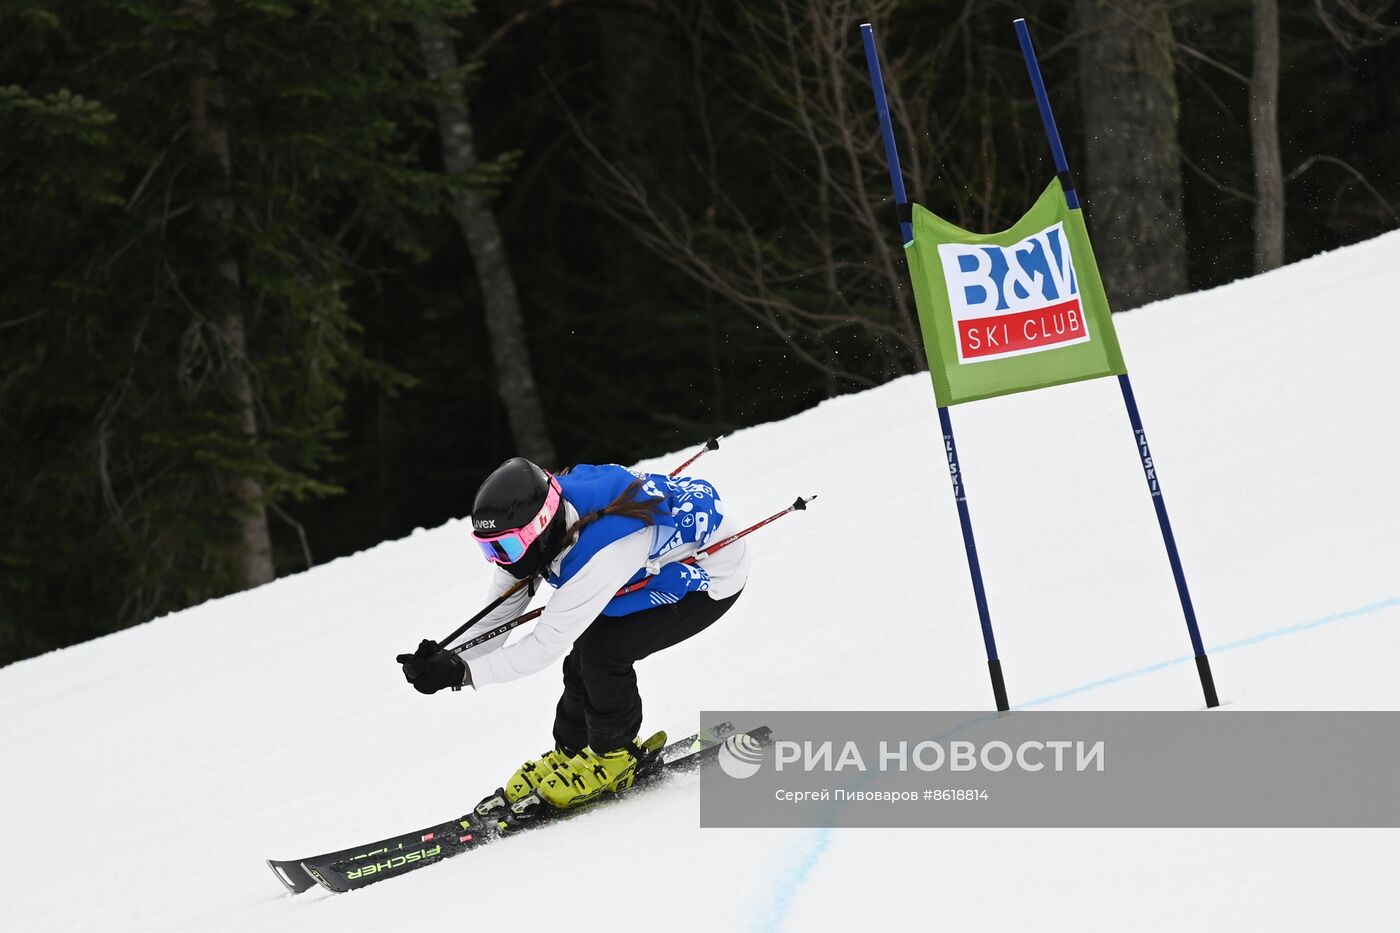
{"left": 3, "top": 230, "right": 1399, "bottom": 932}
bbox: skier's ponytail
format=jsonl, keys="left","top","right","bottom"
{"left": 562, "top": 476, "right": 664, "bottom": 549}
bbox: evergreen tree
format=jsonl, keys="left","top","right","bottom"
{"left": 0, "top": 0, "right": 471, "bottom": 662}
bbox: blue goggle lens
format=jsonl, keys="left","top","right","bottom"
{"left": 476, "top": 534, "right": 527, "bottom": 564}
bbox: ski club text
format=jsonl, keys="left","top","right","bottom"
{"left": 937, "top": 222, "right": 1091, "bottom": 364}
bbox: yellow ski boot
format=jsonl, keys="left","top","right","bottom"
{"left": 474, "top": 746, "right": 574, "bottom": 820}
{"left": 501, "top": 731, "right": 667, "bottom": 830}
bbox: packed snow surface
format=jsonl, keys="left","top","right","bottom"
{"left": 4, "top": 230, "right": 1399, "bottom": 931}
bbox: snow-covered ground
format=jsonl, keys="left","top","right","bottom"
{"left": 4, "top": 230, "right": 1399, "bottom": 932}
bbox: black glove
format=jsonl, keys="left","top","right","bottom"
{"left": 396, "top": 639, "right": 470, "bottom": 695}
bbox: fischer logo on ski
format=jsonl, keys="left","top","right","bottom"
{"left": 345, "top": 845, "right": 442, "bottom": 880}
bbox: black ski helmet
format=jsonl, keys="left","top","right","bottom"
{"left": 471, "top": 457, "right": 566, "bottom": 579}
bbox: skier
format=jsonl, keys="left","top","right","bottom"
{"left": 397, "top": 457, "right": 749, "bottom": 818}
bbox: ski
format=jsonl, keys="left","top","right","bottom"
{"left": 268, "top": 722, "right": 768, "bottom": 895}
{"left": 301, "top": 723, "right": 767, "bottom": 894}
{"left": 267, "top": 812, "right": 477, "bottom": 895}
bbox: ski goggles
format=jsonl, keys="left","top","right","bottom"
{"left": 471, "top": 475, "right": 563, "bottom": 565}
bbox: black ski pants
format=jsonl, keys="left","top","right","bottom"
{"left": 552, "top": 589, "right": 742, "bottom": 754}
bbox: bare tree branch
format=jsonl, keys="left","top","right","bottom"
{"left": 1287, "top": 153, "right": 1400, "bottom": 219}
{"left": 1314, "top": 0, "right": 1400, "bottom": 51}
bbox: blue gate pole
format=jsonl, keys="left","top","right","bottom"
{"left": 861, "top": 23, "right": 1010, "bottom": 712}
{"left": 1014, "top": 18, "right": 1219, "bottom": 707}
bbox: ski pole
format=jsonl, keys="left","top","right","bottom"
{"left": 435, "top": 436, "right": 723, "bottom": 648}
{"left": 434, "top": 577, "right": 531, "bottom": 651}
{"left": 451, "top": 495, "right": 816, "bottom": 653}
{"left": 614, "top": 495, "right": 814, "bottom": 597}
{"left": 669, "top": 436, "right": 721, "bottom": 476}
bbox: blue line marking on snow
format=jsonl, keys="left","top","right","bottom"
{"left": 1014, "top": 596, "right": 1400, "bottom": 709}
{"left": 757, "top": 828, "right": 834, "bottom": 933}
{"left": 758, "top": 596, "right": 1400, "bottom": 932}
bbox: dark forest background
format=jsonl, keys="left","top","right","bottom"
{"left": 2, "top": 0, "right": 1396, "bottom": 665}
